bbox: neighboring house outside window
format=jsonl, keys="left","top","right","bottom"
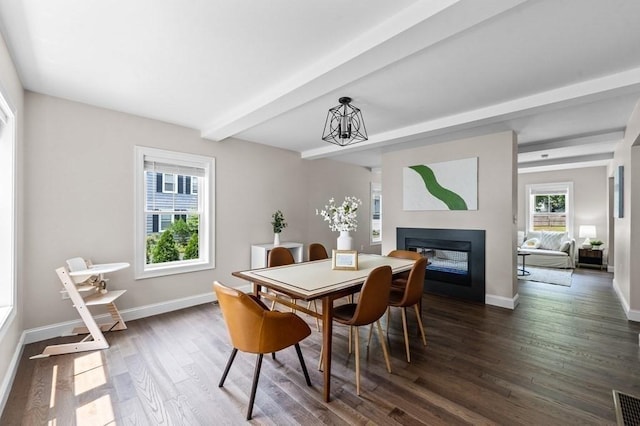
{"left": 135, "top": 146, "right": 215, "bottom": 279}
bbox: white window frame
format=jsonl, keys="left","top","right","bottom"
{"left": 162, "top": 173, "right": 177, "bottom": 193}
{"left": 525, "top": 182, "right": 574, "bottom": 237}
{"left": 0, "top": 88, "right": 16, "bottom": 331}
{"left": 191, "top": 176, "right": 198, "bottom": 195}
{"left": 134, "top": 146, "right": 215, "bottom": 279}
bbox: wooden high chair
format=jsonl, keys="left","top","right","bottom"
{"left": 30, "top": 258, "right": 128, "bottom": 359}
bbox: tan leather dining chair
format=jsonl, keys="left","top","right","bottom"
{"left": 308, "top": 243, "right": 329, "bottom": 261}
{"left": 306, "top": 243, "right": 329, "bottom": 329}
{"left": 387, "top": 249, "right": 423, "bottom": 289}
{"left": 320, "top": 265, "right": 393, "bottom": 396}
{"left": 268, "top": 246, "right": 295, "bottom": 267}
{"left": 267, "top": 246, "right": 295, "bottom": 310}
{"left": 387, "top": 257, "right": 427, "bottom": 362}
{"left": 267, "top": 247, "right": 320, "bottom": 329}
{"left": 213, "top": 281, "right": 312, "bottom": 420}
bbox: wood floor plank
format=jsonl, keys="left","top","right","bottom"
{"left": 4, "top": 268, "right": 640, "bottom": 424}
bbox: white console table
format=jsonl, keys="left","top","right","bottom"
{"left": 251, "top": 242, "right": 303, "bottom": 268}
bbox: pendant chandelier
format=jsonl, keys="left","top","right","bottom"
{"left": 321, "top": 97, "right": 368, "bottom": 147}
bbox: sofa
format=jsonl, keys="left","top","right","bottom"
{"left": 517, "top": 230, "right": 575, "bottom": 269}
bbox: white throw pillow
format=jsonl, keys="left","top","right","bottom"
{"left": 559, "top": 241, "right": 571, "bottom": 252}
{"left": 522, "top": 238, "right": 541, "bottom": 249}
{"left": 540, "top": 231, "right": 566, "bottom": 250}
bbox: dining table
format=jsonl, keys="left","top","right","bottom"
{"left": 232, "top": 253, "right": 415, "bottom": 402}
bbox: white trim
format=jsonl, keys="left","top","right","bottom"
{"left": 485, "top": 292, "right": 519, "bottom": 310}
{"left": 0, "top": 329, "right": 24, "bottom": 416}
{"left": 0, "top": 88, "right": 16, "bottom": 326}
{"left": 524, "top": 182, "right": 574, "bottom": 238}
{"left": 612, "top": 278, "right": 640, "bottom": 322}
{"left": 134, "top": 146, "right": 215, "bottom": 279}
{"left": 24, "top": 289, "right": 238, "bottom": 344}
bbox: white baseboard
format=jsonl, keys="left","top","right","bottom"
{"left": 23, "top": 289, "right": 253, "bottom": 345}
{"left": 0, "top": 330, "right": 25, "bottom": 416}
{"left": 612, "top": 278, "right": 640, "bottom": 323}
{"left": 485, "top": 293, "right": 519, "bottom": 310}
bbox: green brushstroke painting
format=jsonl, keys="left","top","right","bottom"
{"left": 409, "top": 165, "right": 468, "bottom": 210}
{"left": 403, "top": 157, "right": 477, "bottom": 211}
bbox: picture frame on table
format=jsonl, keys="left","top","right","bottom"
{"left": 332, "top": 250, "right": 358, "bottom": 271}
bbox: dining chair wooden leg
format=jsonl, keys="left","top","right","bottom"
{"left": 385, "top": 306, "right": 391, "bottom": 334}
{"left": 354, "top": 326, "right": 361, "bottom": 395}
{"left": 247, "top": 353, "right": 264, "bottom": 420}
{"left": 375, "top": 320, "right": 392, "bottom": 373}
{"left": 401, "top": 307, "right": 411, "bottom": 362}
{"left": 348, "top": 326, "right": 353, "bottom": 354}
{"left": 366, "top": 323, "right": 374, "bottom": 348}
{"left": 306, "top": 300, "right": 320, "bottom": 331}
{"left": 318, "top": 345, "right": 323, "bottom": 371}
{"left": 218, "top": 348, "right": 238, "bottom": 387}
{"left": 294, "top": 343, "right": 312, "bottom": 386}
{"left": 414, "top": 304, "right": 427, "bottom": 346}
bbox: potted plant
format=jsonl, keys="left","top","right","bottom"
{"left": 271, "top": 210, "right": 287, "bottom": 246}
{"left": 590, "top": 239, "right": 604, "bottom": 250}
{"left": 316, "top": 196, "right": 362, "bottom": 250}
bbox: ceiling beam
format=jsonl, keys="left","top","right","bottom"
{"left": 302, "top": 66, "right": 640, "bottom": 160}
{"left": 517, "top": 130, "right": 625, "bottom": 153}
{"left": 201, "top": 0, "right": 529, "bottom": 142}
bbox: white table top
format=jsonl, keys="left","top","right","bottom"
{"left": 68, "top": 262, "right": 130, "bottom": 276}
{"left": 235, "top": 254, "right": 414, "bottom": 300}
{"left": 68, "top": 262, "right": 130, "bottom": 283}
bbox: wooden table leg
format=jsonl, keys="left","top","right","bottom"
{"left": 322, "top": 296, "right": 333, "bottom": 402}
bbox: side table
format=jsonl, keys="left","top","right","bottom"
{"left": 578, "top": 248, "right": 604, "bottom": 270}
{"left": 517, "top": 251, "right": 530, "bottom": 276}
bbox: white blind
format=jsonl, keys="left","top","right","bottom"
{"left": 144, "top": 159, "right": 205, "bottom": 177}
{"left": 530, "top": 189, "right": 566, "bottom": 195}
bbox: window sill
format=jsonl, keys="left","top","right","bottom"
{"left": 135, "top": 260, "right": 214, "bottom": 280}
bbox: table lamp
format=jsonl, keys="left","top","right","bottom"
{"left": 579, "top": 225, "right": 597, "bottom": 248}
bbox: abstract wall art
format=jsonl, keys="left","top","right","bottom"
{"left": 403, "top": 157, "right": 478, "bottom": 211}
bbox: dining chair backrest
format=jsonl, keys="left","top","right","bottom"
{"left": 387, "top": 249, "right": 423, "bottom": 261}
{"left": 396, "top": 257, "right": 427, "bottom": 307}
{"left": 213, "top": 281, "right": 311, "bottom": 354}
{"left": 214, "top": 282, "right": 270, "bottom": 353}
{"left": 349, "top": 265, "right": 392, "bottom": 326}
{"left": 268, "top": 246, "right": 295, "bottom": 267}
{"left": 308, "top": 243, "right": 329, "bottom": 261}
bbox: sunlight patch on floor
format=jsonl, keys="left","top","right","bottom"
{"left": 76, "top": 394, "right": 115, "bottom": 425}
{"left": 73, "top": 352, "right": 106, "bottom": 396}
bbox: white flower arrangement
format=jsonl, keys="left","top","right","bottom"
{"left": 316, "top": 196, "right": 362, "bottom": 232}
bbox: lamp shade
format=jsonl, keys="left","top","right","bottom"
{"left": 579, "top": 225, "right": 596, "bottom": 239}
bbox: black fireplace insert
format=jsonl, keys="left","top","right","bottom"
{"left": 397, "top": 227, "right": 485, "bottom": 302}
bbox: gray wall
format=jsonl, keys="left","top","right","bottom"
{"left": 22, "top": 91, "right": 376, "bottom": 330}
{"left": 613, "top": 99, "right": 640, "bottom": 316}
{"left": 381, "top": 131, "right": 518, "bottom": 306}
{"left": 517, "top": 166, "right": 608, "bottom": 262}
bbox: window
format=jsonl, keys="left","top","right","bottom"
{"left": 135, "top": 147, "right": 215, "bottom": 279}
{"left": 162, "top": 173, "right": 177, "bottom": 193}
{"left": 0, "top": 90, "right": 16, "bottom": 329}
{"left": 525, "top": 182, "right": 573, "bottom": 235}
{"left": 370, "top": 183, "right": 382, "bottom": 244}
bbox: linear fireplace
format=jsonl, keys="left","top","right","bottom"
{"left": 397, "top": 227, "right": 485, "bottom": 302}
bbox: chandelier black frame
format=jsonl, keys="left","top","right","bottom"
{"left": 321, "top": 97, "right": 368, "bottom": 147}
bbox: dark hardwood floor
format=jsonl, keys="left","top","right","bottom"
{"left": 3, "top": 268, "right": 639, "bottom": 425}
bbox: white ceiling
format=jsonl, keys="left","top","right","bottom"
{"left": 2, "top": 0, "right": 640, "bottom": 171}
